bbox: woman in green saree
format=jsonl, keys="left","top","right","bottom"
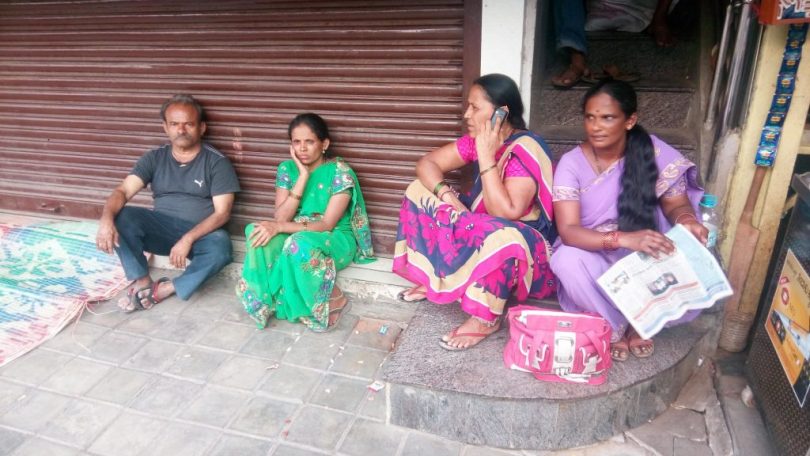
{"left": 237, "top": 113, "right": 374, "bottom": 332}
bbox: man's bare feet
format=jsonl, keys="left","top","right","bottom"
{"left": 439, "top": 316, "right": 501, "bottom": 351}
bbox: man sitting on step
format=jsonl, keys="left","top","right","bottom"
{"left": 95, "top": 94, "right": 240, "bottom": 312}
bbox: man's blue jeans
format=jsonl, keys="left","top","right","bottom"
{"left": 114, "top": 206, "right": 232, "bottom": 300}
{"left": 553, "top": 0, "right": 587, "bottom": 54}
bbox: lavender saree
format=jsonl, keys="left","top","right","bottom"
{"left": 550, "top": 135, "right": 704, "bottom": 334}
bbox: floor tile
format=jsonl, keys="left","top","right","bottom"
{"left": 86, "top": 332, "right": 148, "bottom": 364}
{"left": 0, "top": 349, "right": 73, "bottom": 385}
{"left": 329, "top": 345, "right": 387, "bottom": 379}
{"left": 195, "top": 322, "right": 256, "bottom": 352}
{"left": 309, "top": 374, "right": 368, "bottom": 413}
{"left": 0, "top": 379, "right": 30, "bottom": 415}
{"left": 178, "top": 386, "right": 250, "bottom": 428}
{"left": 358, "top": 389, "right": 386, "bottom": 422}
{"left": 116, "top": 311, "right": 174, "bottom": 336}
{"left": 121, "top": 339, "right": 183, "bottom": 373}
{"left": 400, "top": 432, "right": 463, "bottom": 456}
{"left": 0, "top": 389, "right": 71, "bottom": 432}
{"left": 146, "top": 314, "right": 215, "bottom": 344}
{"left": 38, "top": 398, "right": 120, "bottom": 447}
{"left": 88, "top": 412, "right": 166, "bottom": 456}
{"left": 339, "top": 418, "right": 406, "bottom": 456}
{"left": 208, "top": 434, "right": 273, "bottom": 456}
{"left": 129, "top": 376, "right": 203, "bottom": 417}
{"left": 42, "top": 322, "right": 109, "bottom": 355}
{"left": 180, "top": 292, "right": 228, "bottom": 320}
{"left": 346, "top": 318, "right": 402, "bottom": 352}
{"left": 164, "top": 346, "right": 228, "bottom": 382}
{"left": 209, "top": 355, "right": 272, "bottom": 390}
{"left": 258, "top": 364, "right": 322, "bottom": 403}
{"left": 228, "top": 396, "right": 298, "bottom": 438}
{"left": 283, "top": 337, "right": 342, "bottom": 370}
{"left": 146, "top": 422, "right": 221, "bottom": 456}
{"left": 284, "top": 405, "right": 352, "bottom": 451}
{"left": 83, "top": 367, "right": 153, "bottom": 405}
{"left": 0, "top": 427, "right": 27, "bottom": 455}
{"left": 272, "top": 444, "right": 329, "bottom": 455}
{"left": 239, "top": 329, "right": 297, "bottom": 361}
{"left": 9, "top": 438, "right": 78, "bottom": 456}
{"left": 40, "top": 357, "right": 112, "bottom": 395}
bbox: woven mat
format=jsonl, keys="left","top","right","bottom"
{"left": 0, "top": 221, "right": 128, "bottom": 366}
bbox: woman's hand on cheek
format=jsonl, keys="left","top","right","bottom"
{"left": 620, "top": 229, "right": 676, "bottom": 258}
{"left": 290, "top": 145, "right": 309, "bottom": 176}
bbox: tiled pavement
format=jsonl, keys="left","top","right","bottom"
{"left": 0, "top": 268, "right": 770, "bottom": 456}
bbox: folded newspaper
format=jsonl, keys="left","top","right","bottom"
{"left": 597, "top": 224, "right": 733, "bottom": 339}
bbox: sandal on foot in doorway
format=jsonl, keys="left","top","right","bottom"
{"left": 397, "top": 286, "right": 427, "bottom": 303}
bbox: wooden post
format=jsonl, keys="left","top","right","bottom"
{"left": 719, "top": 25, "right": 810, "bottom": 351}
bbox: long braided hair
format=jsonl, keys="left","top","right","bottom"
{"left": 583, "top": 80, "right": 658, "bottom": 231}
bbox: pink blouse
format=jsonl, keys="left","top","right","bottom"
{"left": 456, "top": 135, "right": 531, "bottom": 178}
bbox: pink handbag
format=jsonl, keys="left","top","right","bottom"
{"left": 503, "top": 305, "right": 612, "bottom": 385}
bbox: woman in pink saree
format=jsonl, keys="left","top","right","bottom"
{"left": 551, "top": 79, "right": 707, "bottom": 361}
{"left": 393, "top": 74, "right": 556, "bottom": 351}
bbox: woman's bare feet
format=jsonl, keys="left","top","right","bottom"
{"left": 439, "top": 316, "right": 501, "bottom": 351}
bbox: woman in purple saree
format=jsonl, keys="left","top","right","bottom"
{"left": 393, "top": 74, "right": 556, "bottom": 351}
{"left": 551, "top": 80, "right": 707, "bottom": 361}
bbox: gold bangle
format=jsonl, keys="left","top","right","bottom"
{"left": 479, "top": 163, "right": 498, "bottom": 177}
{"left": 438, "top": 189, "right": 453, "bottom": 201}
{"left": 288, "top": 191, "right": 302, "bottom": 200}
{"left": 302, "top": 220, "right": 308, "bottom": 231}
{"left": 674, "top": 213, "right": 697, "bottom": 225}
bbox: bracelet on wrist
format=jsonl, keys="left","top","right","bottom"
{"left": 674, "top": 212, "right": 698, "bottom": 225}
{"left": 479, "top": 163, "right": 498, "bottom": 177}
{"left": 602, "top": 231, "right": 619, "bottom": 251}
{"left": 302, "top": 220, "right": 308, "bottom": 231}
{"left": 438, "top": 189, "right": 453, "bottom": 201}
{"left": 433, "top": 180, "right": 448, "bottom": 195}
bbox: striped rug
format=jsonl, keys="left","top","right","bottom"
{"left": 0, "top": 221, "right": 127, "bottom": 366}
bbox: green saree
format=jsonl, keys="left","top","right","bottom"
{"left": 237, "top": 158, "right": 374, "bottom": 331}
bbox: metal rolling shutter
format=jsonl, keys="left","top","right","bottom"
{"left": 0, "top": 0, "right": 478, "bottom": 255}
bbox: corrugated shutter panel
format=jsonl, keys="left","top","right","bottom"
{"left": 0, "top": 0, "right": 475, "bottom": 255}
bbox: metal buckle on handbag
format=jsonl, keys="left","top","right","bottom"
{"left": 552, "top": 331, "right": 575, "bottom": 376}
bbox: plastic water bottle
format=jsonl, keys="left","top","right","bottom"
{"left": 700, "top": 194, "right": 719, "bottom": 248}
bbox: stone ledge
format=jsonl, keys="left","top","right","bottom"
{"left": 383, "top": 302, "right": 720, "bottom": 450}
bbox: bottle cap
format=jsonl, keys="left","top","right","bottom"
{"left": 700, "top": 194, "right": 717, "bottom": 208}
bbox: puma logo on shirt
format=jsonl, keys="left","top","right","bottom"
{"left": 194, "top": 179, "right": 204, "bottom": 188}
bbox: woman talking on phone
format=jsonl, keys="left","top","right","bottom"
{"left": 392, "top": 73, "right": 557, "bottom": 351}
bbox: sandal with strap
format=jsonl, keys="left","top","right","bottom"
{"left": 627, "top": 329, "right": 654, "bottom": 358}
{"left": 610, "top": 337, "right": 630, "bottom": 362}
{"left": 438, "top": 320, "right": 501, "bottom": 351}
{"left": 551, "top": 65, "right": 591, "bottom": 89}
{"left": 119, "top": 284, "right": 154, "bottom": 313}
{"left": 132, "top": 277, "right": 172, "bottom": 312}
{"left": 397, "top": 286, "right": 427, "bottom": 303}
{"left": 582, "top": 64, "right": 640, "bottom": 84}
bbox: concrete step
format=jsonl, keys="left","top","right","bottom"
{"left": 534, "top": 86, "right": 696, "bottom": 132}
{"left": 382, "top": 301, "right": 722, "bottom": 450}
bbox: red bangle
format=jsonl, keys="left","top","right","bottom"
{"left": 602, "top": 231, "right": 619, "bottom": 251}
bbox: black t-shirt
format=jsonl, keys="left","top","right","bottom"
{"left": 131, "top": 143, "right": 240, "bottom": 224}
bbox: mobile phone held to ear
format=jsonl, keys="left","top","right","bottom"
{"left": 491, "top": 107, "right": 508, "bottom": 128}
